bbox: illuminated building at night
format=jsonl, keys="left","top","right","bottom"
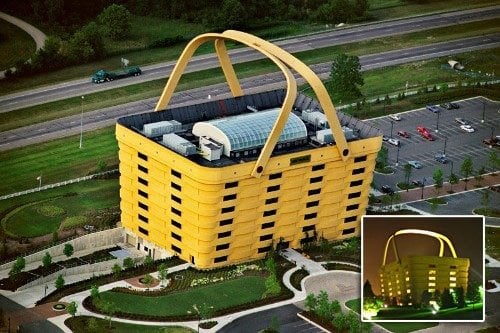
{"left": 116, "top": 30, "right": 382, "bottom": 268}
{"left": 379, "top": 229, "right": 470, "bottom": 305}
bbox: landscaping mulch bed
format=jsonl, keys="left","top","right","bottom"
{"left": 300, "top": 311, "right": 340, "bottom": 332}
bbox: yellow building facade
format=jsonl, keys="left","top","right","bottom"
{"left": 116, "top": 31, "right": 382, "bottom": 268}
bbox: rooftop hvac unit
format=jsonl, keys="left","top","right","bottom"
{"left": 162, "top": 133, "right": 197, "bottom": 156}
{"left": 144, "top": 120, "right": 182, "bottom": 137}
{"left": 342, "top": 126, "right": 357, "bottom": 140}
{"left": 316, "top": 129, "right": 333, "bottom": 144}
{"left": 301, "top": 110, "right": 328, "bottom": 129}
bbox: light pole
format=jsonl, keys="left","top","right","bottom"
{"left": 390, "top": 120, "right": 394, "bottom": 138}
{"left": 481, "top": 100, "right": 486, "bottom": 123}
{"left": 443, "top": 138, "right": 447, "bottom": 156}
{"left": 450, "top": 160, "right": 454, "bottom": 176}
{"left": 435, "top": 111, "right": 440, "bottom": 133}
{"left": 420, "top": 178, "right": 426, "bottom": 200}
{"left": 37, "top": 176, "right": 41, "bottom": 189}
{"left": 79, "top": 96, "right": 84, "bottom": 149}
{"left": 395, "top": 144, "right": 400, "bottom": 167}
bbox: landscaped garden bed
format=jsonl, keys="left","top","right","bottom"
{"left": 322, "top": 262, "right": 360, "bottom": 272}
{"left": 65, "top": 316, "right": 195, "bottom": 333}
{"left": 290, "top": 268, "right": 309, "bottom": 291}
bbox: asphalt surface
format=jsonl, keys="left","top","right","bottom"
{"left": 0, "top": 5, "right": 499, "bottom": 112}
{"left": 1, "top": 36, "right": 499, "bottom": 152}
{"left": 369, "top": 96, "right": 500, "bottom": 191}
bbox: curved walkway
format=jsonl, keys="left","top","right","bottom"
{"left": 0, "top": 11, "right": 46, "bottom": 50}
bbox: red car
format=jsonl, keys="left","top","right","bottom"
{"left": 397, "top": 130, "right": 410, "bottom": 138}
{"left": 417, "top": 126, "right": 434, "bottom": 141}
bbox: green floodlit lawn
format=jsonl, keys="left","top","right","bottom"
{"left": 1, "top": 179, "right": 119, "bottom": 237}
{"left": 98, "top": 276, "right": 266, "bottom": 317}
{"left": 65, "top": 316, "right": 194, "bottom": 333}
{"left": 0, "top": 20, "right": 36, "bottom": 71}
{"left": 0, "top": 127, "right": 117, "bottom": 195}
{"left": 486, "top": 227, "right": 500, "bottom": 260}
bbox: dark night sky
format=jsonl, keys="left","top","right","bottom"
{"left": 362, "top": 216, "right": 484, "bottom": 295}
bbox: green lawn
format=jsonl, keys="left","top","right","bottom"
{"left": 1, "top": 179, "right": 119, "bottom": 237}
{"left": 65, "top": 316, "right": 194, "bottom": 333}
{"left": 0, "top": 19, "right": 36, "bottom": 71}
{"left": 97, "top": 276, "right": 266, "bottom": 316}
{"left": 486, "top": 227, "right": 499, "bottom": 260}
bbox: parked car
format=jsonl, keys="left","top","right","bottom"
{"left": 408, "top": 160, "right": 423, "bottom": 169}
{"left": 460, "top": 125, "right": 475, "bottom": 133}
{"left": 387, "top": 138, "right": 401, "bottom": 146}
{"left": 389, "top": 114, "right": 402, "bottom": 121}
{"left": 440, "top": 102, "right": 459, "bottom": 110}
{"left": 426, "top": 104, "right": 441, "bottom": 113}
{"left": 434, "top": 153, "right": 448, "bottom": 164}
{"left": 412, "top": 180, "right": 424, "bottom": 187}
{"left": 483, "top": 137, "right": 500, "bottom": 147}
{"left": 397, "top": 130, "right": 410, "bottom": 138}
{"left": 380, "top": 185, "right": 394, "bottom": 195}
{"left": 416, "top": 126, "right": 434, "bottom": 141}
{"left": 382, "top": 135, "right": 389, "bottom": 142}
{"left": 455, "top": 117, "right": 470, "bottom": 125}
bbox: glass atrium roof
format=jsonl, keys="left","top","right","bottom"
{"left": 192, "top": 108, "right": 307, "bottom": 154}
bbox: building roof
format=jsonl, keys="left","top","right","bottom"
{"left": 192, "top": 108, "right": 307, "bottom": 155}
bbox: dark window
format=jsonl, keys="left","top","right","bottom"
{"left": 171, "top": 232, "right": 182, "bottom": 241}
{"left": 138, "top": 226, "right": 148, "bottom": 236}
{"left": 260, "top": 234, "right": 273, "bottom": 241}
{"left": 350, "top": 180, "right": 363, "bottom": 187}
{"left": 258, "top": 246, "right": 272, "bottom": 253}
{"left": 171, "top": 245, "right": 181, "bottom": 253}
{"left": 265, "top": 197, "right": 278, "bottom": 205}
{"left": 290, "top": 155, "right": 311, "bottom": 165}
{"left": 354, "top": 155, "right": 367, "bottom": 163}
{"left": 429, "top": 264, "right": 436, "bottom": 268}
{"left": 267, "top": 185, "right": 280, "bottom": 192}
{"left": 312, "top": 164, "right": 325, "bottom": 171}
{"left": 216, "top": 243, "right": 230, "bottom": 251}
{"left": 138, "top": 177, "right": 148, "bottom": 186}
{"left": 308, "top": 188, "right": 321, "bottom": 196}
{"left": 138, "top": 202, "right": 148, "bottom": 211}
{"left": 263, "top": 209, "right": 277, "bottom": 217}
{"left": 352, "top": 168, "right": 365, "bottom": 175}
{"left": 225, "top": 181, "right": 238, "bottom": 189}
{"left": 310, "top": 176, "right": 323, "bottom": 184}
{"left": 218, "top": 231, "right": 231, "bottom": 238}
{"left": 346, "top": 204, "right": 359, "bottom": 211}
{"left": 171, "top": 194, "right": 182, "bottom": 204}
{"left": 342, "top": 228, "right": 356, "bottom": 235}
{"left": 171, "top": 169, "right": 181, "bottom": 178}
{"left": 304, "top": 213, "right": 317, "bottom": 220}
{"left": 138, "top": 152, "right": 148, "bottom": 161}
{"left": 214, "top": 256, "right": 228, "bottom": 263}
{"left": 171, "top": 182, "right": 181, "bottom": 191}
{"left": 221, "top": 206, "right": 235, "bottom": 214}
{"left": 138, "top": 165, "right": 148, "bottom": 174}
{"left": 171, "top": 220, "right": 181, "bottom": 229}
{"left": 306, "top": 200, "right": 319, "bottom": 208}
{"left": 219, "top": 219, "right": 233, "bottom": 226}
{"left": 138, "top": 214, "right": 148, "bottom": 223}
{"left": 223, "top": 194, "right": 237, "bottom": 201}
{"left": 344, "top": 216, "right": 357, "bottom": 223}
{"left": 171, "top": 207, "right": 181, "bottom": 216}
{"left": 348, "top": 192, "right": 361, "bottom": 199}
{"left": 450, "top": 265, "right": 457, "bottom": 269}
{"left": 302, "top": 225, "right": 315, "bottom": 232}
{"left": 262, "top": 222, "right": 275, "bottom": 229}
{"left": 269, "top": 172, "right": 282, "bottom": 180}
{"left": 138, "top": 189, "right": 148, "bottom": 199}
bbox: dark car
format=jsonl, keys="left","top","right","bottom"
{"left": 397, "top": 130, "right": 410, "bottom": 138}
{"left": 440, "top": 102, "right": 459, "bottom": 110}
{"left": 380, "top": 185, "right": 394, "bottom": 195}
{"left": 434, "top": 153, "right": 448, "bottom": 164}
{"left": 426, "top": 104, "right": 441, "bottom": 113}
{"left": 412, "top": 180, "right": 424, "bottom": 187}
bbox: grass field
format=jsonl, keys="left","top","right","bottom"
{"left": 0, "top": 20, "right": 36, "bottom": 71}
{"left": 1, "top": 179, "right": 119, "bottom": 237}
{"left": 97, "top": 276, "right": 266, "bottom": 316}
{"left": 65, "top": 316, "right": 194, "bottom": 333}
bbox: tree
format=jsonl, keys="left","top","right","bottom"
{"left": 305, "top": 293, "right": 318, "bottom": 312}
{"left": 456, "top": 286, "right": 466, "bottom": 308}
{"left": 100, "top": 300, "right": 117, "bottom": 328}
{"left": 158, "top": 263, "right": 169, "bottom": 286}
{"left": 265, "top": 256, "right": 277, "bottom": 275}
{"left": 488, "top": 151, "right": 499, "bottom": 175}
{"left": 67, "top": 301, "right": 78, "bottom": 317}
{"left": 63, "top": 243, "right": 74, "bottom": 257}
{"left": 42, "top": 252, "right": 52, "bottom": 267}
{"left": 141, "top": 273, "right": 154, "bottom": 287}
{"left": 376, "top": 146, "right": 389, "bottom": 171}
{"left": 88, "top": 317, "right": 99, "bottom": 332}
{"left": 268, "top": 315, "right": 280, "bottom": 332}
{"left": 9, "top": 256, "right": 26, "bottom": 278}
{"left": 329, "top": 53, "right": 364, "bottom": 102}
{"left": 90, "top": 284, "right": 100, "bottom": 299}
{"left": 474, "top": 166, "right": 486, "bottom": 187}
{"left": 421, "top": 290, "right": 432, "bottom": 307}
{"left": 52, "top": 231, "right": 59, "bottom": 243}
{"left": 432, "top": 168, "right": 444, "bottom": 195}
{"left": 481, "top": 190, "right": 491, "bottom": 215}
{"left": 448, "top": 173, "right": 459, "bottom": 193}
{"left": 263, "top": 273, "right": 281, "bottom": 297}
{"left": 55, "top": 274, "right": 65, "bottom": 289}
{"left": 332, "top": 312, "right": 350, "bottom": 331}
{"left": 440, "top": 288, "right": 455, "bottom": 309}
{"left": 123, "top": 257, "right": 134, "bottom": 270}
{"left": 97, "top": 4, "right": 132, "bottom": 40}
{"left": 217, "top": 0, "right": 247, "bottom": 30}
{"left": 466, "top": 280, "right": 482, "bottom": 309}
{"left": 363, "top": 280, "right": 375, "bottom": 298}
{"left": 66, "top": 21, "right": 105, "bottom": 63}
{"left": 403, "top": 163, "right": 412, "bottom": 191}
{"left": 143, "top": 255, "right": 154, "bottom": 267}
{"left": 460, "top": 157, "right": 474, "bottom": 190}
{"left": 112, "top": 263, "right": 122, "bottom": 278}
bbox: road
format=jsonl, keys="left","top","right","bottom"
{"left": 1, "top": 35, "right": 499, "bottom": 152}
{"left": 0, "top": 5, "right": 499, "bottom": 112}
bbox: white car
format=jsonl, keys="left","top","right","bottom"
{"left": 460, "top": 125, "right": 475, "bottom": 133}
{"left": 389, "top": 114, "right": 402, "bottom": 121}
{"left": 387, "top": 138, "right": 401, "bottom": 146}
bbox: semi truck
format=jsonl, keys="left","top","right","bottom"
{"left": 91, "top": 66, "right": 142, "bottom": 83}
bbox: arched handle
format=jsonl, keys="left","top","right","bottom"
{"left": 382, "top": 229, "right": 458, "bottom": 266}
{"left": 155, "top": 30, "right": 350, "bottom": 177}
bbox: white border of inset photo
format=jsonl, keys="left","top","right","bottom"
{"left": 361, "top": 215, "right": 485, "bottom": 323}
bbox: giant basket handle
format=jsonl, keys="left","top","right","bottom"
{"left": 155, "top": 30, "right": 350, "bottom": 178}
{"left": 382, "top": 229, "right": 458, "bottom": 266}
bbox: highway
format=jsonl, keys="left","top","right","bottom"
{"left": 1, "top": 34, "right": 498, "bottom": 152}
{"left": 0, "top": 5, "right": 498, "bottom": 112}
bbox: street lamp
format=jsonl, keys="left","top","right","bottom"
{"left": 37, "top": 175, "right": 42, "bottom": 189}
{"left": 443, "top": 138, "right": 447, "bottom": 156}
{"left": 420, "top": 178, "right": 426, "bottom": 200}
{"left": 390, "top": 120, "right": 394, "bottom": 138}
{"left": 450, "top": 160, "right": 454, "bottom": 176}
{"left": 79, "top": 96, "right": 84, "bottom": 149}
{"left": 435, "top": 111, "right": 440, "bottom": 133}
{"left": 481, "top": 100, "right": 486, "bottom": 123}
{"left": 395, "top": 144, "right": 400, "bottom": 167}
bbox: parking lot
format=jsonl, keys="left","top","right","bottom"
{"left": 365, "top": 96, "right": 500, "bottom": 189}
